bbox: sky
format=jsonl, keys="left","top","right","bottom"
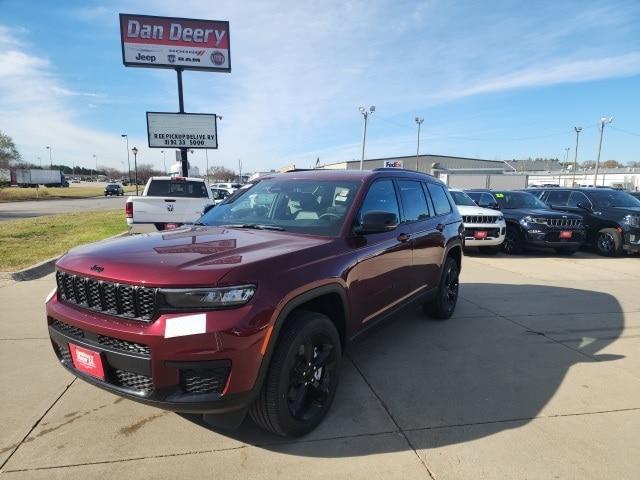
{"left": 1, "top": 0, "right": 640, "bottom": 174}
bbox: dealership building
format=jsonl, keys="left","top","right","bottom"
{"left": 320, "top": 154, "right": 507, "bottom": 174}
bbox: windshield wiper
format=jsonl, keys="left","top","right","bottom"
{"left": 224, "top": 223, "right": 286, "bottom": 231}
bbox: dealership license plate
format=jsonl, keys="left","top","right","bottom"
{"left": 69, "top": 343, "right": 105, "bottom": 380}
{"left": 474, "top": 231, "right": 488, "bottom": 239}
{"left": 559, "top": 230, "right": 573, "bottom": 239}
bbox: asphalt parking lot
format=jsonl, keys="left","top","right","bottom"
{"left": 1, "top": 251, "right": 639, "bottom": 479}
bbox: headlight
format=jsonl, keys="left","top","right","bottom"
{"left": 159, "top": 285, "right": 256, "bottom": 310}
{"left": 520, "top": 215, "right": 533, "bottom": 226}
{"left": 622, "top": 215, "right": 640, "bottom": 228}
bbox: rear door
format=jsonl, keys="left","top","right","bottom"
{"left": 395, "top": 179, "right": 442, "bottom": 292}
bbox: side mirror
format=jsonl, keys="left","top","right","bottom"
{"left": 576, "top": 202, "right": 591, "bottom": 211}
{"left": 358, "top": 211, "right": 398, "bottom": 234}
{"left": 203, "top": 204, "right": 215, "bottom": 214}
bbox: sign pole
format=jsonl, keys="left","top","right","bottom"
{"left": 176, "top": 68, "right": 189, "bottom": 177}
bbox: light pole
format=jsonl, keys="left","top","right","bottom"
{"left": 204, "top": 149, "right": 209, "bottom": 183}
{"left": 415, "top": 117, "right": 424, "bottom": 171}
{"left": 161, "top": 150, "right": 167, "bottom": 174}
{"left": 46, "top": 146, "right": 52, "bottom": 168}
{"left": 358, "top": 105, "right": 375, "bottom": 170}
{"left": 594, "top": 116, "right": 613, "bottom": 187}
{"left": 37, "top": 156, "right": 41, "bottom": 167}
{"left": 238, "top": 159, "right": 242, "bottom": 183}
{"left": 573, "top": 127, "right": 582, "bottom": 187}
{"left": 121, "top": 134, "right": 131, "bottom": 183}
{"left": 564, "top": 147, "right": 570, "bottom": 165}
{"left": 93, "top": 154, "right": 98, "bottom": 181}
{"left": 132, "top": 147, "right": 139, "bottom": 195}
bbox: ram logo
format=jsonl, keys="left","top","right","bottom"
{"left": 167, "top": 204, "right": 174, "bottom": 212}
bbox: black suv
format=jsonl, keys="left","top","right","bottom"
{"left": 526, "top": 187, "right": 640, "bottom": 256}
{"left": 466, "top": 189, "right": 585, "bottom": 255}
{"left": 104, "top": 183, "right": 124, "bottom": 196}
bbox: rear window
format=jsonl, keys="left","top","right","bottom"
{"left": 146, "top": 180, "right": 208, "bottom": 198}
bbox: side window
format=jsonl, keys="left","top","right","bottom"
{"left": 358, "top": 179, "right": 400, "bottom": 223}
{"left": 568, "top": 191, "right": 590, "bottom": 208}
{"left": 398, "top": 180, "right": 430, "bottom": 222}
{"left": 426, "top": 183, "right": 452, "bottom": 216}
{"left": 545, "top": 190, "right": 570, "bottom": 206}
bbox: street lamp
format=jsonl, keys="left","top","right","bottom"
{"left": 573, "top": 127, "right": 582, "bottom": 187}
{"left": 132, "top": 147, "right": 139, "bottom": 195}
{"left": 594, "top": 116, "right": 613, "bottom": 186}
{"left": 93, "top": 154, "right": 98, "bottom": 182}
{"left": 46, "top": 146, "right": 52, "bottom": 168}
{"left": 121, "top": 134, "right": 131, "bottom": 184}
{"left": 358, "top": 105, "right": 375, "bottom": 170}
{"left": 415, "top": 117, "right": 424, "bottom": 171}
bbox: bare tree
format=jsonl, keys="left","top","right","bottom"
{"left": 0, "top": 131, "right": 21, "bottom": 169}
{"left": 208, "top": 166, "right": 236, "bottom": 181}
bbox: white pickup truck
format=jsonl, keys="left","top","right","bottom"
{"left": 125, "top": 176, "right": 215, "bottom": 234}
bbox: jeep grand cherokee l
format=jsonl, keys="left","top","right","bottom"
{"left": 449, "top": 189, "right": 506, "bottom": 254}
{"left": 526, "top": 187, "right": 640, "bottom": 256}
{"left": 46, "top": 169, "right": 464, "bottom": 437}
{"left": 465, "top": 189, "right": 585, "bottom": 255}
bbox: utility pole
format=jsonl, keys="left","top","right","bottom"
{"left": 132, "top": 147, "right": 139, "bottom": 195}
{"left": 121, "top": 134, "right": 131, "bottom": 183}
{"left": 564, "top": 147, "right": 570, "bottom": 166}
{"left": 594, "top": 116, "right": 613, "bottom": 187}
{"left": 358, "top": 106, "right": 375, "bottom": 170}
{"left": 415, "top": 117, "right": 424, "bottom": 171}
{"left": 238, "top": 159, "right": 242, "bottom": 183}
{"left": 573, "top": 127, "right": 582, "bottom": 187}
{"left": 93, "top": 154, "right": 98, "bottom": 181}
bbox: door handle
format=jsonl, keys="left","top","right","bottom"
{"left": 397, "top": 232, "right": 411, "bottom": 242}
{"left": 436, "top": 223, "right": 445, "bottom": 232}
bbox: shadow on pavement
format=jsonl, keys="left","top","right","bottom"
{"left": 182, "top": 283, "right": 623, "bottom": 455}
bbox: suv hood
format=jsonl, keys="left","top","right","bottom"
{"left": 456, "top": 205, "right": 501, "bottom": 216}
{"left": 56, "top": 226, "right": 332, "bottom": 287}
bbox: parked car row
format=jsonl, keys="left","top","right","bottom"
{"left": 454, "top": 186, "right": 640, "bottom": 257}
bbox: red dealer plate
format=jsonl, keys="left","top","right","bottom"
{"left": 474, "top": 231, "right": 488, "bottom": 239}
{"left": 69, "top": 344, "right": 105, "bottom": 380}
{"left": 559, "top": 230, "right": 573, "bottom": 239}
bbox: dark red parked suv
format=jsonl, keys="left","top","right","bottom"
{"left": 46, "top": 169, "right": 464, "bottom": 437}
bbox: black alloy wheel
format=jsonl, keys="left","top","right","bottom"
{"left": 250, "top": 311, "right": 341, "bottom": 437}
{"left": 502, "top": 225, "right": 524, "bottom": 254}
{"left": 424, "top": 256, "right": 459, "bottom": 320}
{"left": 596, "top": 228, "right": 622, "bottom": 257}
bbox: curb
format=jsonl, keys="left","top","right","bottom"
{"left": 4, "top": 231, "right": 129, "bottom": 282}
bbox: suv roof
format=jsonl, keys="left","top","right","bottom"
{"left": 271, "top": 169, "right": 437, "bottom": 183}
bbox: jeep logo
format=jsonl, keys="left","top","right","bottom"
{"left": 135, "top": 53, "right": 156, "bottom": 62}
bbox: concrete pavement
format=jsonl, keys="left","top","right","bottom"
{"left": 1, "top": 251, "right": 639, "bottom": 479}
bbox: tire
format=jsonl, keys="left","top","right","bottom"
{"left": 423, "top": 256, "right": 460, "bottom": 320}
{"left": 502, "top": 225, "right": 524, "bottom": 255}
{"left": 249, "top": 310, "right": 341, "bottom": 437}
{"left": 555, "top": 247, "right": 577, "bottom": 256}
{"left": 596, "top": 228, "right": 622, "bottom": 257}
{"left": 479, "top": 245, "right": 500, "bottom": 255}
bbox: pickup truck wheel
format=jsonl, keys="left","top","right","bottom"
{"left": 423, "top": 257, "right": 459, "bottom": 320}
{"left": 596, "top": 228, "right": 622, "bottom": 257}
{"left": 249, "top": 311, "right": 341, "bottom": 437}
{"left": 502, "top": 225, "right": 524, "bottom": 254}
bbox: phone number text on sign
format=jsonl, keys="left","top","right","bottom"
{"left": 146, "top": 112, "right": 218, "bottom": 149}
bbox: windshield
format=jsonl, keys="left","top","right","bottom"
{"left": 198, "top": 179, "right": 360, "bottom": 237}
{"left": 588, "top": 190, "right": 640, "bottom": 208}
{"left": 494, "top": 191, "right": 548, "bottom": 209}
{"left": 449, "top": 190, "right": 477, "bottom": 207}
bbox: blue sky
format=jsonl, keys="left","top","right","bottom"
{"left": 1, "top": 0, "right": 640, "bottom": 174}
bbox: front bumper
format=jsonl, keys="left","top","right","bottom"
{"left": 463, "top": 223, "right": 506, "bottom": 246}
{"left": 46, "top": 293, "right": 270, "bottom": 414}
{"left": 623, "top": 229, "right": 640, "bottom": 253}
{"left": 524, "top": 228, "right": 586, "bottom": 249}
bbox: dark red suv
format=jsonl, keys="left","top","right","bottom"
{"left": 46, "top": 169, "right": 463, "bottom": 437}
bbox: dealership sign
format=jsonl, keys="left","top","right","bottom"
{"left": 147, "top": 112, "right": 218, "bottom": 149}
{"left": 120, "top": 14, "right": 230, "bottom": 71}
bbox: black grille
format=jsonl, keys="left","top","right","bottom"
{"left": 113, "top": 369, "right": 153, "bottom": 394}
{"left": 51, "top": 319, "right": 84, "bottom": 338}
{"left": 97, "top": 335, "right": 150, "bottom": 357}
{"left": 180, "top": 364, "right": 231, "bottom": 395}
{"left": 535, "top": 218, "right": 582, "bottom": 228}
{"left": 56, "top": 271, "right": 157, "bottom": 322}
{"left": 462, "top": 215, "right": 501, "bottom": 224}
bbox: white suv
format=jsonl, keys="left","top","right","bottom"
{"left": 449, "top": 189, "right": 506, "bottom": 253}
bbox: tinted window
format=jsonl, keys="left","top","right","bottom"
{"left": 146, "top": 180, "right": 209, "bottom": 198}
{"left": 359, "top": 179, "right": 400, "bottom": 223}
{"left": 494, "top": 191, "right": 548, "bottom": 209}
{"left": 588, "top": 189, "right": 640, "bottom": 208}
{"left": 427, "top": 183, "right": 452, "bottom": 216}
{"left": 568, "top": 191, "right": 590, "bottom": 208}
{"left": 545, "top": 190, "right": 570, "bottom": 206}
{"left": 449, "top": 190, "right": 477, "bottom": 207}
{"left": 398, "top": 180, "right": 430, "bottom": 222}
